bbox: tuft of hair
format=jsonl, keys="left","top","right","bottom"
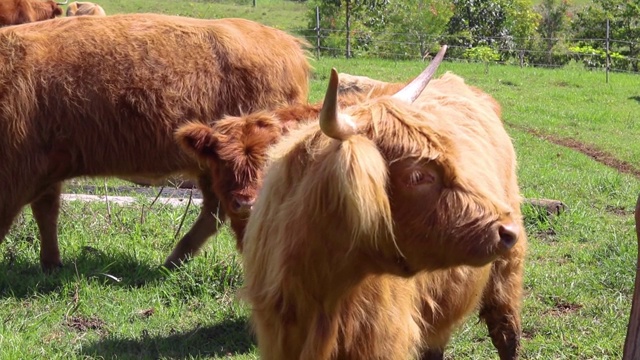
{"left": 309, "top": 134, "right": 393, "bottom": 242}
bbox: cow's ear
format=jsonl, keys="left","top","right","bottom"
{"left": 175, "top": 123, "right": 219, "bottom": 161}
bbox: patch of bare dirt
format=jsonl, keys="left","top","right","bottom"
{"left": 65, "top": 315, "right": 106, "bottom": 333}
{"left": 535, "top": 228, "right": 557, "bottom": 242}
{"left": 521, "top": 328, "right": 536, "bottom": 340}
{"left": 511, "top": 125, "right": 640, "bottom": 180}
{"left": 605, "top": 204, "right": 633, "bottom": 216}
{"left": 544, "top": 300, "right": 583, "bottom": 317}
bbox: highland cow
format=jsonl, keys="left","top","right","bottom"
{"left": 239, "top": 46, "right": 527, "bottom": 359}
{"left": 65, "top": 1, "right": 105, "bottom": 16}
{"left": 0, "top": 13, "right": 310, "bottom": 271}
{"left": 0, "top": 0, "right": 65, "bottom": 26}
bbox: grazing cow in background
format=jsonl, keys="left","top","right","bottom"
{"left": 0, "top": 0, "right": 65, "bottom": 26}
{"left": 65, "top": 1, "right": 105, "bottom": 16}
{"left": 177, "top": 70, "right": 501, "bottom": 251}
{"left": 0, "top": 13, "right": 310, "bottom": 271}
{"left": 240, "top": 46, "right": 527, "bottom": 359}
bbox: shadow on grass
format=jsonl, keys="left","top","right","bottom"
{"left": 82, "top": 317, "right": 255, "bottom": 358}
{"left": 0, "top": 246, "right": 168, "bottom": 299}
{"left": 629, "top": 96, "right": 640, "bottom": 103}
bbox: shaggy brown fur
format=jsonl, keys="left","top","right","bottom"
{"left": 65, "top": 2, "right": 105, "bottom": 16}
{"left": 0, "top": 0, "right": 62, "bottom": 26}
{"left": 241, "top": 70, "right": 527, "bottom": 359}
{"left": 0, "top": 13, "right": 310, "bottom": 271}
{"left": 623, "top": 194, "right": 640, "bottom": 359}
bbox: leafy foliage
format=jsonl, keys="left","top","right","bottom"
{"left": 445, "top": 0, "right": 540, "bottom": 59}
{"left": 569, "top": 44, "right": 629, "bottom": 69}
{"left": 305, "top": 0, "right": 453, "bottom": 59}
{"left": 571, "top": 0, "right": 640, "bottom": 71}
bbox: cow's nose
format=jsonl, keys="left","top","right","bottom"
{"left": 232, "top": 198, "right": 255, "bottom": 213}
{"left": 498, "top": 222, "right": 519, "bottom": 250}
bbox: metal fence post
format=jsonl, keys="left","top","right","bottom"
{"left": 316, "top": 6, "right": 320, "bottom": 59}
{"left": 606, "top": 18, "right": 610, "bottom": 83}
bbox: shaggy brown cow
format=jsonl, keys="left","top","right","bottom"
{"left": 0, "top": 0, "right": 65, "bottom": 26}
{"left": 623, "top": 194, "right": 640, "bottom": 359}
{"left": 65, "top": 1, "right": 105, "bottom": 16}
{"left": 0, "top": 13, "right": 310, "bottom": 271}
{"left": 239, "top": 47, "right": 527, "bottom": 359}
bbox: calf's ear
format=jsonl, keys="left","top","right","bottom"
{"left": 175, "top": 123, "right": 219, "bottom": 161}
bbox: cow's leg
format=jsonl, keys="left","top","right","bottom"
{"left": 479, "top": 239, "right": 526, "bottom": 360}
{"left": 163, "top": 175, "right": 227, "bottom": 269}
{"left": 30, "top": 182, "right": 63, "bottom": 272}
{"left": 0, "top": 204, "right": 23, "bottom": 246}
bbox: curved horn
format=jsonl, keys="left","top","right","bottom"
{"left": 319, "top": 68, "right": 357, "bottom": 141}
{"left": 392, "top": 45, "right": 448, "bottom": 104}
{"left": 56, "top": 0, "right": 69, "bottom": 5}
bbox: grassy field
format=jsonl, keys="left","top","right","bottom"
{"left": 96, "top": 0, "right": 310, "bottom": 29}
{"left": 2, "top": 1, "right": 640, "bottom": 359}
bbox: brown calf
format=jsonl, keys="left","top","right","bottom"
{"left": 0, "top": 13, "right": 310, "bottom": 271}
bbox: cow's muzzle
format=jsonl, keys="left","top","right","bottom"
{"left": 497, "top": 221, "right": 520, "bottom": 250}
{"left": 231, "top": 197, "right": 255, "bottom": 214}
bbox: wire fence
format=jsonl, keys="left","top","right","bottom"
{"left": 288, "top": 11, "right": 640, "bottom": 80}
{"left": 294, "top": 29, "right": 640, "bottom": 72}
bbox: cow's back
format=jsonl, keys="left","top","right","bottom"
{"left": 0, "top": 14, "right": 310, "bottom": 179}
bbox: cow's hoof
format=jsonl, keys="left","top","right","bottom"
{"left": 162, "top": 257, "right": 188, "bottom": 270}
{"left": 40, "top": 260, "right": 63, "bottom": 273}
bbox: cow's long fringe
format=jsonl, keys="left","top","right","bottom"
{"left": 309, "top": 135, "right": 393, "bottom": 246}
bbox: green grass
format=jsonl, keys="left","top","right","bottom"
{"left": 92, "top": 0, "right": 310, "bottom": 29}
{"left": 3, "top": 3, "right": 640, "bottom": 359}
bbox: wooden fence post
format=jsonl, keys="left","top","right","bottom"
{"left": 622, "top": 194, "right": 640, "bottom": 359}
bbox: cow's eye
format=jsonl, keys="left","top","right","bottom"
{"left": 408, "top": 170, "right": 425, "bottom": 186}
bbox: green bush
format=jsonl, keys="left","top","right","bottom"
{"left": 569, "top": 45, "right": 629, "bottom": 70}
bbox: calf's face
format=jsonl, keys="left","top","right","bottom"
{"left": 175, "top": 114, "right": 290, "bottom": 247}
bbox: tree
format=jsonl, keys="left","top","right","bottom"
{"left": 571, "top": 0, "right": 640, "bottom": 71}
{"left": 305, "top": 0, "right": 452, "bottom": 58}
{"left": 305, "top": 0, "right": 385, "bottom": 57}
{"left": 382, "top": 0, "right": 453, "bottom": 59}
{"left": 535, "top": 0, "right": 571, "bottom": 64}
{"left": 445, "top": 0, "right": 539, "bottom": 60}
